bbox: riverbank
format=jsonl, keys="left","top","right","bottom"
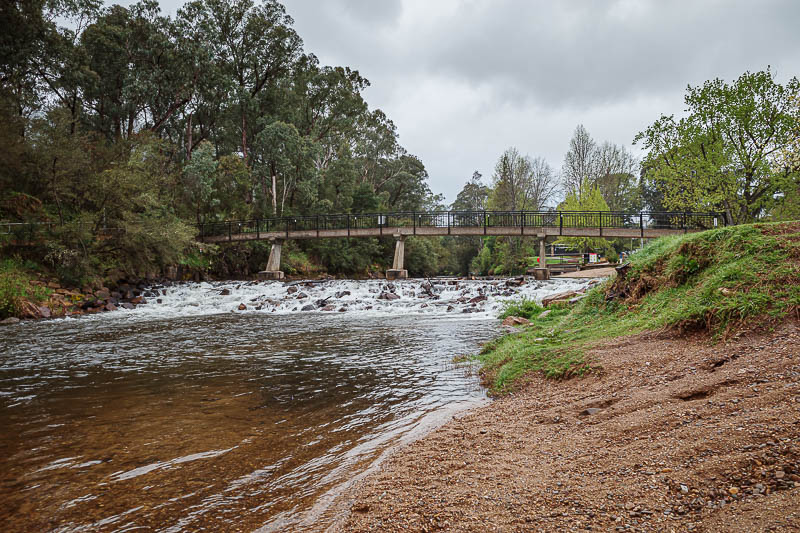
{"left": 335, "top": 221, "right": 800, "bottom": 531}
{"left": 337, "top": 323, "right": 800, "bottom": 532}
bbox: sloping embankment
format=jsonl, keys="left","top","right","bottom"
{"left": 478, "top": 221, "right": 800, "bottom": 394}
{"left": 336, "top": 222, "right": 800, "bottom": 532}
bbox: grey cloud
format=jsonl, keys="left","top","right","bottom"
{"left": 285, "top": 0, "right": 800, "bottom": 108}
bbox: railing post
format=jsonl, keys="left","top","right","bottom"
{"left": 682, "top": 212, "right": 687, "bottom": 233}
{"left": 316, "top": 214, "right": 320, "bottom": 238}
{"left": 413, "top": 212, "right": 416, "bottom": 235}
{"left": 640, "top": 213, "right": 644, "bottom": 239}
{"left": 559, "top": 212, "right": 563, "bottom": 236}
{"left": 347, "top": 214, "right": 350, "bottom": 237}
{"left": 228, "top": 221, "right": 231, "bottom": 242}
{"left": 598, "top": 210, "right": 603, "bottom": 237}
{"left": 256, "top": 219, "right": 260, "bottom": 240}
{"left": 286, "top": 217, "right": 290, "bottom": 239}
{"left": 447, "top": 211, "right": 451, "bottom": 235}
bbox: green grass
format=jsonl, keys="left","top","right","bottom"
{"left": 477, "top": 221, "right": 800, "bottom": 394}
{"left": 0, "top": 258, "right": 51, "bottom": 319}
{"left": 498, "top": 298, "right": 545, "bottom": 320}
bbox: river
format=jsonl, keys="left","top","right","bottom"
{"left": 0, "top": 277, "right": 591, "bottom": 531}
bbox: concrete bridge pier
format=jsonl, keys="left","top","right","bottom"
{"left": 258, "top": 239, "right": 285, "bottom": 280}
{"left": 532, "top": 236, "right": 550, "bottom": 280}
{"left": 386, "top": 234, "right": 408, "bottom": 280}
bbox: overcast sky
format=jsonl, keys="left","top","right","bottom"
{"left": 118, "top": 0, "right": 800, "bottom": 202}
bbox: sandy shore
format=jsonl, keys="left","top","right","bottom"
{"left": 332, "top": 322, "right": 800, "bottom": 532}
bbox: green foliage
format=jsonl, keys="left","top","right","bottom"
{"left": 498, "top": 298, "right": 544, "bottom": 320}
{"left": 478, "top": 222, "right": 800, "bottom": 394}
{"left": 635, "top": 68, "right": 800, "bottom": 224}
{"left": 555, "top": 182, "right": 616, "bottom": 257}
{"left": 0, "top": 0, "right": 444, "bottom": 280}
{"left": 282, "top": 248, "right": 319, "bottom": 277}
{"left": 0, "top": 259, "right": 50, "bottom": 319}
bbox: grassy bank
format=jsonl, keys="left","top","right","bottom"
{"left": 0, "top": 259, "right": 51, "bottom": 319}
{"left": 479, "top": 221, "right": 800, "bottom": 394}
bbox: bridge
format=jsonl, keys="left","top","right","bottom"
{"left": 197, "top": 210, "right": 724, "bottom": 280}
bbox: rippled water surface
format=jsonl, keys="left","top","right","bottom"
{"left": 0, "top": 278, "right": 589, "bottom": 531}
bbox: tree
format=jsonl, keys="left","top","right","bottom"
{"left": 452, "top": 171, "right": 488, "bottom": 211}
{"left": 448, "top": 171, "right": 489, "bottom": 274}
{"left": 635, "top": 69, "right": 800, "bottom": 224}
{"left": 490, "top": 147, "right": 556, "bottom": 211}
{"left": 178, "top": 0, "right": 302, "bottom": 161}
{"left": 555, "top": 183, "right": 615, "bottom": 258}
{"left": 593, "top": 141, "right": 641, "bottom": 211}
{"left": 562, "top": 124, "right": 597, "bottom": 197}
{"left": 481, "top": 148, "right": 559, "bottom": 274}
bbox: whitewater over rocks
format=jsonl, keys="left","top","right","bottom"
{"left": 102, "top": 278, "right": 598, "bottom": 321}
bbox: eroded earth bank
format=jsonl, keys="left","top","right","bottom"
{"left": 337, "top": 325, "right": 800, "bottom": 532}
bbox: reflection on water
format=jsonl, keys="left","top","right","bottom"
{"left": 0, "top": 312, "right": 497, "bottom": 531}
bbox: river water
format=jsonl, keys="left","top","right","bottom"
{"left": 0, "top": 278, "right": 591, "bottom": 531}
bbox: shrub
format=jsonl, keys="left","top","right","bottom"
{"left": 499, "top": 298, "right": 544, "bottom": 320}
{"left": 0, "top": 260, "right": 49, "bottom": 319}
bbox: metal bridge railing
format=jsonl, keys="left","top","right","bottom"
{"left": 3, "top": 211, "right": 725, "bottom": 243}
{"left": 195, "top": 210, "right": 726, "bottom": 241}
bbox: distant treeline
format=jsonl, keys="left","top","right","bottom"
{"left": 1, "top": 0, "right": 798, "bottom": 281}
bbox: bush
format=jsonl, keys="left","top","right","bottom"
{"left": 499, "top": 298, "right": 544, "bottom": 320}
{"left": 0, "top": 260, "right": 49, "bottom": 319}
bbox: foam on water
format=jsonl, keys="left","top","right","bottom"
{"left": 98, "top": 277, "right": 600, "bottom": 322}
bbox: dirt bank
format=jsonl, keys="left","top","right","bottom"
{"left": 334, "top": 322, "right": 800, "bottom": 532}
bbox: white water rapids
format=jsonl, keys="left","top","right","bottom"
{"left": 103, "top": 277, "right": 599, "bottom": 321}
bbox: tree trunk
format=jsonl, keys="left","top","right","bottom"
{"left": 271, "top": 161, "right": 278, "bottom": 215}
{"left": 241, "top": 112, "right": 248, "bottom": 162}
{"left": 186, "top": 113, "right": 193, "bottom": 161}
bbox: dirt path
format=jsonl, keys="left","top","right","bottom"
{"left": 332, "top": 322, "right": 800, "bottom": 532}
{"left": 554, "top": 266, "right": 617, "bottom": 278}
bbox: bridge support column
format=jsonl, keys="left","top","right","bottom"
{"left": 533, "top": 237, "right": 550, "bottom": 280}
{"left": 386, "top": 234, "right": 408, "bottom": 280}
{"left": 258, "top": 239, "right": 285, "bottom": 280}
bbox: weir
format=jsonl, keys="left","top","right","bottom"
{"left": 196, "top": 210, "right": 724, "bottom": 279}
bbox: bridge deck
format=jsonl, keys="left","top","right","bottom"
{"left": 201, "top": 225, "right": 693, "bottom": 243}
{"left": 198, "top": 210, "right": 723, "bottom": 243}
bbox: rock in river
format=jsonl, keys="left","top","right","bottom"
{"left": 378, "top": 292, "right": 400, "bottom": 301}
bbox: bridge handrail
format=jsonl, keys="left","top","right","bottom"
{"left": 195, "top": 210, "right": 725, "bottom": 240}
